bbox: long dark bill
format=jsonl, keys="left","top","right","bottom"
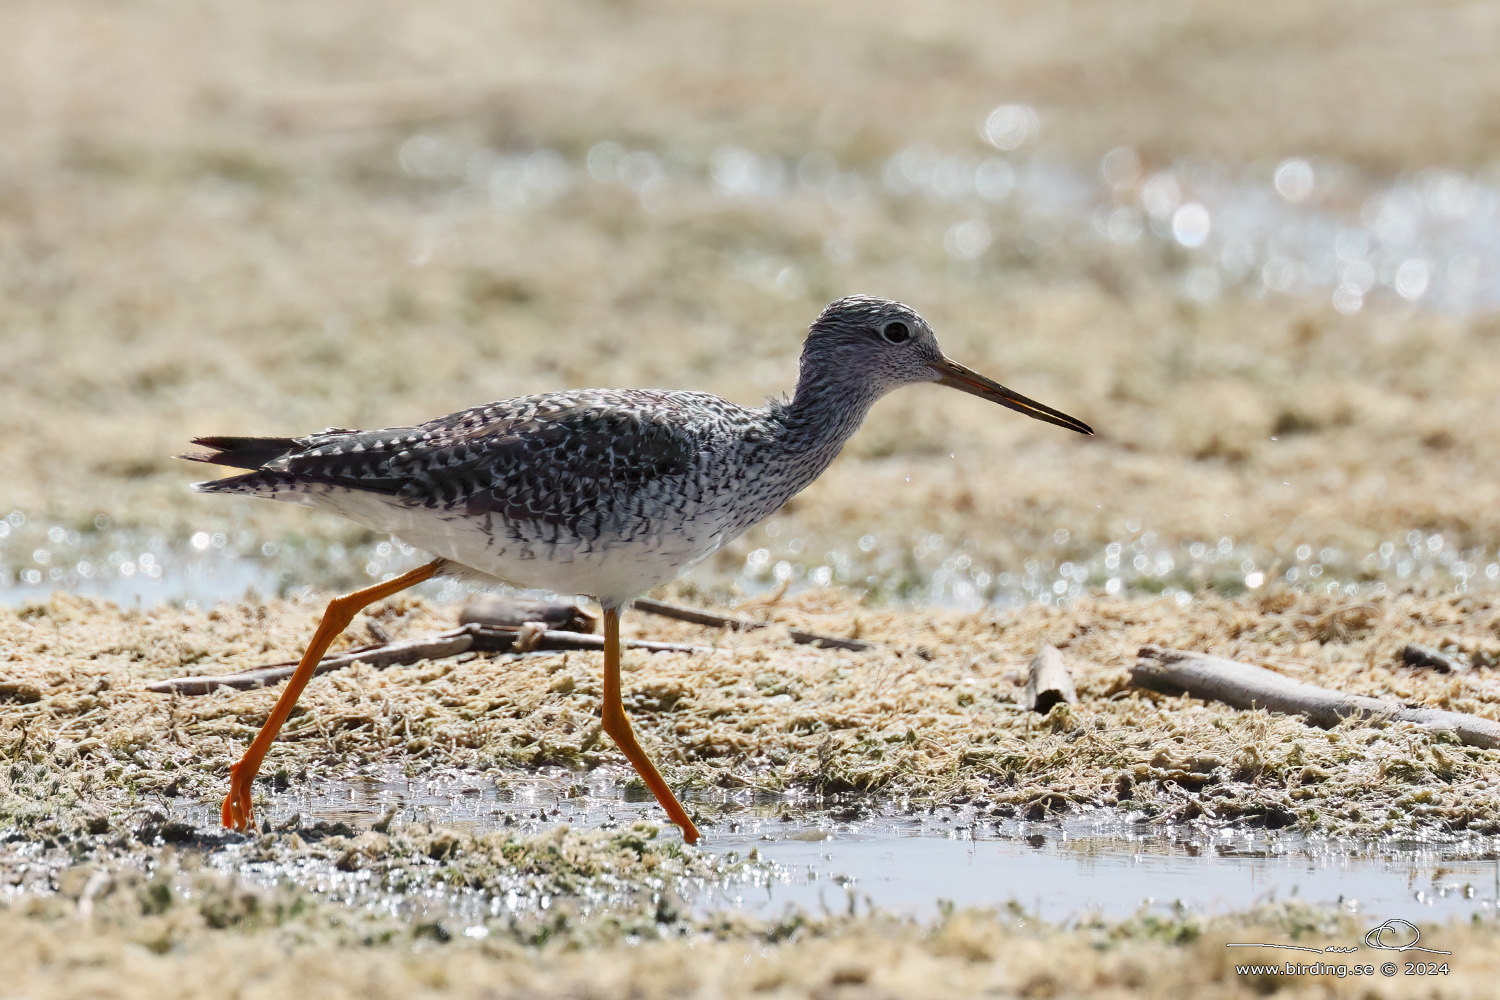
{"left": 930, "top": 357, "right": 1093, "bottom": 435}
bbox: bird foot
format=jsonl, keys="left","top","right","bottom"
{"left": 680, "top": 818, "right": 702, "bottom": 846}
{"left": 221, "top": 759, "right": 257, "bottom": 832}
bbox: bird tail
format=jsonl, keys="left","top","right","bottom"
{"left": 180, "top": 435, "right": 300, "bottom": 471}
{"left": 180, "top": 435, "right": 308, "bottom": 496}
{"left": 191, "top": 469, "right": 308, "bottom": 496}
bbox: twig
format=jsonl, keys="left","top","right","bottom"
{"left": 459, "top": 595, "right": 597, "bottom": 633}
{"left": 466, "top": 626, "right": 712, "bottom": 658}
{"left": 1025, "top": 646, "right": 1078, "bottom": 714}
{"left": 148, "top": 628, "right": 477, "bottom": 695}
{"left": 1401, "top": 643, "right": 1469, "bottom": 674}
{"left": 629, "top": 596, "right": 872, "bottom": 651}
{"left": 148, "top": 624, "right": 714, "bottom": 695}
{"left": 1132, "top": 645, "right": 1500, "bottom": 750}
{"left": 365, "top": 618, "right": 393, "bottom": 645}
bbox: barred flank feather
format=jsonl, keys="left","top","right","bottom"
{"left": 190, "top": 469, "right": 304, "bottom": 495}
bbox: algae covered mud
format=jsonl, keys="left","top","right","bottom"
{"left": 7, "top": 0, "right": 1500, "bottom": 995}
{"left": 7, "top": 590, "right": 1500, "bottom": 995}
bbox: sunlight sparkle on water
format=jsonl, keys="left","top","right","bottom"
{"left": 2, "top": 503, "right": 1494, "bottom": 610}
{"left": 370, "top": 114, "right": 1500, "bottom": 318}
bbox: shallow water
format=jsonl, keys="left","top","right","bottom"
{"left": 2, "top": 505, "right": 1494, "bottom": 610}
{"left": 242, "top": 771, "right": 1500, "bottom": 926}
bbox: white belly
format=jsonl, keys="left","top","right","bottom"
{"left": 283, "top": 484, "right": 731, "bottom": 607}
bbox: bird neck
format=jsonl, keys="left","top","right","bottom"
{"left": 704, "top": 365, "right": 889, "bottom": 540}
{"left": 774, "top": 363, "right": 888, "bottom": 466}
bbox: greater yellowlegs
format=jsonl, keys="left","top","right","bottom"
{"left": 186, "top": 296, "right": 1092, "bottom": 844}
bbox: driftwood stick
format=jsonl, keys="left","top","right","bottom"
{"left": 1133, "top": 645, "right": 1500, "bottom": 750}
{"left": 1025, "top": 646, "right": 1079, "bottom": 714}
{"left": 147, "top": 627, "right": 478, "bottom": 695}
{"left": 460, "top": 595, "right": 598, "bottom": 633}
{"left": 629, "top": 596, "right": 872, "bottom": 651}
{"left": 466, "top": 626, "right": 713, "bottom": 657}
{"left": 149, "top": 624, "right": 714, "bottom": 695}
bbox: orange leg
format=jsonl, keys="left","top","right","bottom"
{"left": 600, "top": 606, "right": 701, "bottom": 844}
{"left": 221, "top": 559, "right": 444, "bottom": 831}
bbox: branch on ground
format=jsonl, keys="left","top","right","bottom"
{"left": 1132, "top": 644, "right": 1500, "bottom": 750}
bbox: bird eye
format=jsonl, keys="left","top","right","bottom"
{"left": 880, "top": 321, "right": 911, "bottom": 344}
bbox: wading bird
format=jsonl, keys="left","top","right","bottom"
{"left": 186, "top": 296, "right": 1092, "bottom": 843}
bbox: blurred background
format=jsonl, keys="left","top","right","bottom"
{"left": 2, "top": 0, "right": 1499, "bottom": 609}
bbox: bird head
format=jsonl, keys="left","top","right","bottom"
{"left": 800, "top": 296, "right": 1093, "bottom": 435}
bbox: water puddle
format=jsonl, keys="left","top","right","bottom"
{"left": 228, "top": 771, "right": 1500, "bottom": 925}
{"left": 715, "top": 832, "right": 1498, "bottom": 925}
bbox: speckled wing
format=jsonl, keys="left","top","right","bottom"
{"left": 390, "top": 396, "right": 702, "bottom": 527}
{"left": 188, "top": 392, "right": 702, "bottom": 530}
